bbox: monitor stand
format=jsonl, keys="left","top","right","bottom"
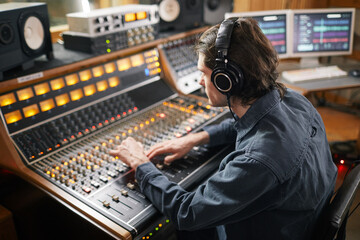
{"left": 299, "top": 57, "right": 322, "bottom": 68}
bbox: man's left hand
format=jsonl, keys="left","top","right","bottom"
{"left": 109, "top": 137, "right": 150, "bottom": 170}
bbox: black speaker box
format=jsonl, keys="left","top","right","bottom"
{"left": 147, "top": 0, "right": 204, "bottom": 31}
{"left": 203, "top": 0, "right": 233, "bottom": 25}
{"left": 0, "top": 2, "right": 53, "bottom": 81}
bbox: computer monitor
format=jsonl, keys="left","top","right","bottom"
{"left": 291, "top": 8, "right": 355, "bottom": 61}
{"left": 225, "top": 10, "right": 291, "bottom": 59}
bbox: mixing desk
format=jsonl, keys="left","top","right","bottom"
{"left": 0, "top": 47, "right": 231, "bottom": 239}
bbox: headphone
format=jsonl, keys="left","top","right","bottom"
{"left": 211, "top": 17, "right": 244, "bottom": 95}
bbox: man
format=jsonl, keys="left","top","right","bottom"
{"left": 109, "top": 18, "right": 337, "bottom": 240}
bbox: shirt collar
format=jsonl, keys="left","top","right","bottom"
{"left": 233, "top": 89, "right": 281, "bottom": 139}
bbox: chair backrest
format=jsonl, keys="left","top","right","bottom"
{"left": 322, "top": 164, "right": 360, "bottom": 240}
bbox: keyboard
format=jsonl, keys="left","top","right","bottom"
{"left": 282, "top": 65, "right": 348, "bottom": 83}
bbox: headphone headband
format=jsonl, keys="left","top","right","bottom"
{"left": 215, "top": 17, "right": 237, "bottom": 58}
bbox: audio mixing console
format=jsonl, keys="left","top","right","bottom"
{"left": 0, "top": 48, "right": 231, "bottom": 238}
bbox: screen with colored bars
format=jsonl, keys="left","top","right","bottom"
{"left": 293, "top": 11, "right": 353, "bottom": 54}
{"left": 250, "top": 14, "right": 287, "bottom": 55}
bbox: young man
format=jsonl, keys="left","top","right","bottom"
{"left": 109, "top": 18, "right": 337, "bottom": 240}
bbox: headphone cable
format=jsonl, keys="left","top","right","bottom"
{"left": 227, "top": 94, "right": 237, "bottom": 121}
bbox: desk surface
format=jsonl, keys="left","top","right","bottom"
{"left": 278, "top": 60, "right": 360, "bottom": 95}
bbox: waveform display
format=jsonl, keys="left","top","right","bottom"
{"left": 249, "top": 14, "right": 287, "bottom": 55}
{"left": 313, "top": 38, "right": 348, "bottom": 43}
{"left": 293, "top": 11, "right": 353, "bottom": 53}
{"left": 313, "top": 32, "right": 348, "bottom": 37}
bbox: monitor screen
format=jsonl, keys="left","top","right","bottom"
{"left": 292, "top": 8, "right": 355, "bottom": 57}
{"left": 225, "top": 10, "right": 291, "bottom": 58}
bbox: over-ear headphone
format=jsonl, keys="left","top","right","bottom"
{"left": 211, "top": 17, "right": 244, "bottom": 95}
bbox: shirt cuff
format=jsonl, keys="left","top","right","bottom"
{"left": 135, "top": 162, "right": 163, "bottom": 191}
{"left": 202, "top": 125, "right": 219, "bottom": 147}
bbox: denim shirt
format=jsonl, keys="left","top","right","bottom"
{"left": 136, "top": 89, "right": 337, "bottom": 240}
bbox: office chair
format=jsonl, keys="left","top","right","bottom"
{"left": 317, "top": 164, "right": 360, "bottom": 240}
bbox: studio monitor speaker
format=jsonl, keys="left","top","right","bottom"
{"left": 203, "top": 0, "right": 233, "bottom": 25}
{"left": 0, "top": 2, "right": 53, "bottom": 80}
{"left": 148, "top": 0, "right": 204, "bottom": 31}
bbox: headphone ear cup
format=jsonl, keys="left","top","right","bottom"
{"left": 211, "top": 61, "right": 244, "bottom": 94}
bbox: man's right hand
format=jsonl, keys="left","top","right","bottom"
{"left": 146, "top": 131, "right": 210, "bottom": 165}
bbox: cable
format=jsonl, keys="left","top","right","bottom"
{"left": 349, "top": 201, "right": 360, "bottom": 217}
{"left": 226, "top": 94, "right": 237, "bottom": 121}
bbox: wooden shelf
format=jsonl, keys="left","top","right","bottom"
{"left": 328, "top": 0, "right": 360, "bottom": 8}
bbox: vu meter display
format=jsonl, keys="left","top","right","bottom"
{"left": 293, "top": 11, "right": 353, "bottom": 53}
{"left": 251, "top": 14, "right": 287, "bottom": 54}
{"left": 124, "top": 11, "right": 147, "bottom": 22}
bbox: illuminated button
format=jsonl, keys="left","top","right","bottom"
{"left": 79, "top": 69, "right": 92, "bottom": 81}
{"left": 39, "top": 99, "right": 55, "bottom": 112}
{"left": 55, "top": 93, "right": 70, "bottom": 106}
{"left": 83, "top": 84, "right": 96, "bottom": 96}
{"left": 131, "top": 53, "right": 144, "bottom": 67}
{"left": 108, "top": 76, "right": 120, "bottom": 87}
{"left": 17, "top": 87, "right": 34, "bottom": 101}
{"left": 70, "top": 89, "right": 84, "bottom": 101}
{"left": 4, "top": 110, "right": 22, "bottom": 124}
{"left": 104, "top": 62, "right": 116, "bottom": 73}
{"left": 117, "top": 58, "right": 131, "bottom": 71}
{"left": 96, "top": 80, "right": 108, "bottom": 92}
{"left": 65, "top": 74, "right": 79, "bottom": 86}
{"left": 92, "top": 66, "right": 104, "bottom": 77}
{"left": 0, "top": 93, "right": 16, "bottom": 107}
{"left": 50, "top": 78, "right": 65, "bottom": 90}
{"left": 34, "top": 82, "right": 50, "bottom": 95}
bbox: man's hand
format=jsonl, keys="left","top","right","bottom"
{"left": 146, "top": 131, "right": 210, "bottom": 164}
{"left": 109, "top": 137, "right": 150, "bottom": 170}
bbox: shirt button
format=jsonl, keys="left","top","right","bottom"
{"left": 311, "top": 126, "right": 317, "bottom": 137}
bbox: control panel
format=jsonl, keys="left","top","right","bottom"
{"left": 159, "top": 32, "right": 202, "bottom": 94}
{"left": 0, "top": 48, "right": 230, "bottom": 238}
{"left": 63, "top": 4, "right": 160, "bottom": 54}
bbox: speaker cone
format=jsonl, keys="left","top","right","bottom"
{"left": 23, "top": 16, "right": 44, "bottom": 50}
{"left": 207, "top": 0, "right": 220, "bottom": 10}
{"left": 0, "top": 23, "right": 14, "bottom": 45}
{"left": 159, "top": 0, "right": 181, "bottom": 22}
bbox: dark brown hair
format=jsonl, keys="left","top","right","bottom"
{"left": 195, "top": 18, "right": 286, "bottom": 106}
